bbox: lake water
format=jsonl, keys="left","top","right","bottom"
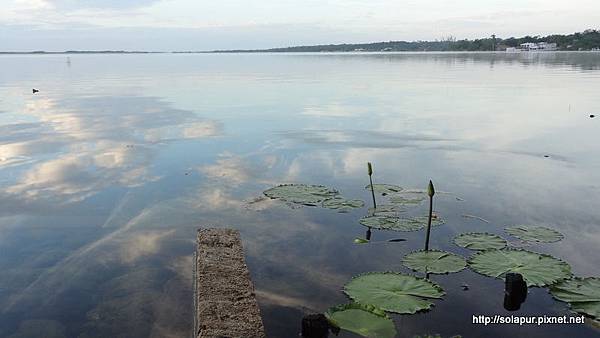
{"left": 0, "top": 52, "right": 599, "bottom": 338}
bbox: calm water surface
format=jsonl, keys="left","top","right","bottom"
{"left": 0, "top": 52, "right": 599, "bottom": 337}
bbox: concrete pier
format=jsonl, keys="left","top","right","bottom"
{"left": 195, "top": 228, "right": 265, "bottom": 338}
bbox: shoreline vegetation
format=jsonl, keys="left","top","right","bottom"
{"left": 1, "top": 29, "right": 599, "bottom": 54}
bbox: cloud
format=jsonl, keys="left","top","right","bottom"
{"left": 2, "top": 0, "right": 600, "bottom": 50}
{"left": 46, "top": 0, "right": 161, "bottom": 10}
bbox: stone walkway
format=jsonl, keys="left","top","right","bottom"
{"left": 195, "top": 228, "right": 265, "bottom": 338}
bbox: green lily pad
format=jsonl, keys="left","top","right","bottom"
{"left": 468, "top": 249, "right": 571, "bottom": 287}
{"left": 550, "top": 277, "right": 600, "bottom": 319}
{"left": 359, "top": 215, "right": 444, "bottom": 232}
{"left": 505, "top": 225, "right": 564, "bottom": 243}
{"left": 402, "top": 250, "right": 467, "bottom": 274}
{"left": 454, "top": 233, "right": 507, "bottom": 251}
{"left": 322, "top": 197, "right": 365, "bottom": 212}
{"left": 359, "top": 216, "right": 398, "bottom": 229}
{"left": 263, "top": 184, "right": 338, "bottom": 205}
{"left": 343, "top": 272, "right": 445, "bottom": 314}
{"left": 325, "top": 303, "right": 397, "bottom": 338}
{"left": 365, "top": 184, "right": 403, "bottom": 195}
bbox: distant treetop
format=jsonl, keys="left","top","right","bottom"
{"left": 212, "top": 29, "right": 600, "bottom": 53}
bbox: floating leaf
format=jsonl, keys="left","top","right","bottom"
{"left": 454, "top": 233, "right": 507, "bottom": 251}
{"left": 360, "top": 216, "right": 397, "bottom": 229}
{"left": 344, "top": 272, "right": 444, "bottom": 314}
{"left": 359, "top": 215, "right": 444, "bottom": 232}
{"left": 402, "top": 250, "right": 466, "bottom": 274}
{"left": 263, "top": 184, "right": 338, "bottom": 205}
{"left": 354, "top": 238, "right": 370, "bottom": 244}
{"left": 365, "top": 184, "right": 403, "bottom": 195}
{"left": 505, "top": 225, "right": 564, "bottom": 243}
{"left": 325, "top": 303, "right": 397, "bottom": 338}
{"left": 468, "top": 249, "right": 571, "bottom": 287}
{"left": 550, "top": 277, "right": 600, "bottom": 319}
{"left": 322, "top": 197, "right": 365, "bottom": 212}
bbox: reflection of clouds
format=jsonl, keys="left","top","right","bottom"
{"left": 167, "top": 255, "right": 194, "bottom": 282}
{"left": 256, "top": 290, "right": 319, "bottom": 312}
{"left": 2, "top": 206, "right": 186, "bottom": 308}
{"left": 190, "top": 184, "right": 278, "bottom": 213}
{"left": 279, "top": 128, "right": 574, "bottom": 165}
{"left": 93, "top": 142, "right": 146, "bottom": 169}
{"left": 24, "top": 97, "right": 222, "bottom": 143}
{"left": 280, "top": 147, "right": 391, "bottom": 181}
{"left": 198, "top": 152, "right": 277, "bottom": 186}
{"left": 281, "top": 129, "right": 457, "bottom": 149}
{"left": 193, "top": 187, "right": 245, "bottom": 210}
{"left": 7, "top": 154, "right": 99, "bottom": 201}
{"left": 302, "top": 103, "right": 366, "bottom": 117}
{"left": 1, "top": 193, "right": 195, "bottom": 336}
{"left": 120, "top": 229, "right": 176, "bottom": 264}
{"left": 0, "top": 96, "right": 221, "bottom": 205}
{"left": 5, "top": 149, "right": 156, "bottom": 203}
{"left": 0, "top": 140, "right": 64, "bottom": 160}
{"left": 182, "top": 121, "right": 222, "bottom": 138}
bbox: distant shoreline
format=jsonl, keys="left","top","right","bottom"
{"left": 2, "top": 50, "right": 600, "bottom": 55}
{"left": 2, "top": 29, "right": 599, "bottom": 55}
{"left": 0, "top": 51, "right": 163, "bottom": 55}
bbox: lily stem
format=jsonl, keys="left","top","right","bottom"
{"left": 425, "top": 196, "right": 433, "bottom": 251}
{"left": 369, "top": 174, "right": 377, "bottom": 209}
{"left": 424, "top": 180, "right": 435, "bottom": 252}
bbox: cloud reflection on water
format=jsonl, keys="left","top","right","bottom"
{"left": 198, "top": 152, "right": 278, "bottom": 186}
{"left": 0, "top": 94, "right": 224, "bottom": 336}
{"left": 0, "top": 53, "right": 599, "bottom": 337}
{"left": 0, "top": 95, "right": 221, "bottom": 207}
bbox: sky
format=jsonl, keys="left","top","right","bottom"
{"left": 1, "top": 0, "right": 599, "bottom": 51}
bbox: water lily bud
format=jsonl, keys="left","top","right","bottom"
{"left": 428, "top": 180, "right": 435, "bottom": 197}
{"left": 367, "top": 162, "right": 373, "bottom": 176}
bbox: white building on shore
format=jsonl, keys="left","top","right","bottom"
{"left": 506, "top": 42, "right": 558, "bottom": 52}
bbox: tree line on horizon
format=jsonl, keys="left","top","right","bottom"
{"left": 246, "top": 29, "right": 600, "bottom": 53}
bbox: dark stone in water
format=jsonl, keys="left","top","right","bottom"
{"left": 504, "top": 273, "right": 527, "bottom": 311}
{"left": 301, "top": 314, "right": 330, "bottom": 338}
